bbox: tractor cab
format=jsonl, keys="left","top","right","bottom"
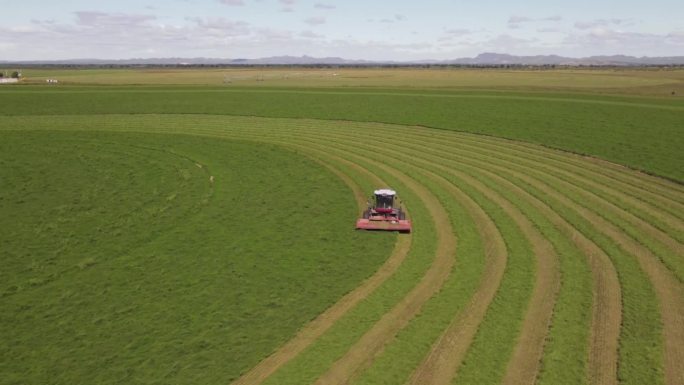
{"left": 373, "top": 189, "right": 396, "bottom": 213}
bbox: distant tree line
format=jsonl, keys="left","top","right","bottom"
{"left": 0, "top": 71, "right": 20, "bottom": 78}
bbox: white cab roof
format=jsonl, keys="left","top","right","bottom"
{"left": 374, "top": 189, "right": 396, "bottom": 196}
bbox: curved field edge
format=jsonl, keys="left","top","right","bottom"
{"left": 0, "top": 87, "right": 682, "bottom": 182}
{"left": 2, "top": 114, "right": 680, "bottom": 384}
{"left": 0, "top": 129, "right": 396, "bottom": 384}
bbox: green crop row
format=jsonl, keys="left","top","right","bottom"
{"left": 285, "top": 125, "right": 569, "bottom": 384}
{"left": 330, "top": 121, "right": 667, "bottom": 384}
{"left": 1, "top": 112, "right": 679, "bottom": 385}
{"left": 286, "top": 131, "right": 538, "bottom": 385}
{"left": 0, "top": 85, "right": 682, "bottom": 181}
{"left": 220, "top": 118, "right": 667, "bottom": 385}
{"left": 340, "top": 122, "right": 683, "bottom": 281}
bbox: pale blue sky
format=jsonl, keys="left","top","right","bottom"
{"left": 1, "top": 0, "right": 682, "bottom": 60}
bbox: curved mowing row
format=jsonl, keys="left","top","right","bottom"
{"left": 2, "top": 114, "right": 682, "bottom": 385}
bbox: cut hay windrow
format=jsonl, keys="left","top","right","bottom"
{"left": 1, "top": 113, "right": 682, "bottom": 385}
{"left": 272, "top": 123, "right": 667, "bottom": 384}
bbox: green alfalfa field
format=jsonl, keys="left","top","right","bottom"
{"left": 0, "top": 68, "right": 682, "bottom": 385}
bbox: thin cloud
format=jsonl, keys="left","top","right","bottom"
{"left": 314, "top": 3, "right": 335, "bottom": 10}
{"left": 304, "top": 16, "right": 326, "bottom": 25}
{"left": 188, "top": 17, "right": 250, "bottom": 36}
{"left": 379, "top": 14, "right": 406, "bottom": 24}
{"left": 74, "top": 11, "right": 156, "bottom": 26}
{"left": 300, "top": 30, "right": 324, "bottom": 38}
{"left": 508, "top": 16, "right": 533, "bottom": 24}
{"left": 444, "top": 28, "right": 472, "bottom": 36}
{"left": 253, "top": 27, "right": 294, "bottom": 41}
{"left": 574, "top": 18, "right": 634, "bottom": 30}
{"left": 218, "top": 0, "right": 245, "bottom": 6}
{"left": 508, "top": 15, "right": 562, "bottom": 29}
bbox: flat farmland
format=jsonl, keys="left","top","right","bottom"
{"left": 18, "top": 67, "right": 684, "bottom": 94}
{"left": 0, "top": 68, "right": 682, "bottom": 385}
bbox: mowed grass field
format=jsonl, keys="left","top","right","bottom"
{"left": 0, "top": 68, "right": 682, "bottom": 385}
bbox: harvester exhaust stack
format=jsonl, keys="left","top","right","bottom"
{"left": 355, "top": 189, "right": 412, "bottom": 233}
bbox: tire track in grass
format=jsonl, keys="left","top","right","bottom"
{"left": 62, "top": 117, "right": 422, "bottom": 384}
{"left": 62, "top": 121, "right": 411, "bottom": 384}
{"left": 361, "top": 125, "right": 684, "bottom": 280}
{"left": 353, "top": 163, "right": 507, "bottom": 385}
{"left": 383, "top": 127, "right": 677, "bottom": 383}
{"left": 117, "top": 115, "right": 616, "bottom": 382}
{"left": 200, "top": 118, "right": 608, "bottom": 384}
{"left": 352, "top": 128, "right": 618, "bottom": 384}
{"left": 231, "top": 152, "right": 412, "bottom": 385}
{"left": 288, "top": 130, "right": 544, "bottom": 384}
{"left": 311, "top": 153, "right": 457, "bottom": 385}
{"left": 543, "top": 191, "right": 682, "bottom": 385}
{"left": 222, "top": 131, "right": 440, "bottom": 385}
{"left": 311, "top": 126, "right": 617, "bottom": 384}
{"left": 8, "top": 115, "right": 681, "bottom": 384}
{"left": 330, "top": 131, "right": 559, "bottom": 385}
{"left": 501, "top": 162, "right": 684, "bottom": 282}
{"left": 327, "top": 150, "right": 502, "bottom": 384}
{"left": 398, "top": 126, "right": 684, "bottom": 229}
{"left": 403, "top": 171, "right": 507, "bottom": 385}
{"left": 460, "top": 167, "right": 621, "bottom": 385}
{"left": 464, "top": 140, "right": 684, "bottom": 238}
{"left": 490, "top": 136, "right": 684, "bottom": 205}
{"left": 435, "top": 129, "right": 684, "bottom": 208}
{"left": 422, "top": 142, "right": 652, "bottom": 383}
{"left": 496, "top": 197, "right": 559, "bottom": 385}
{"left": 433, "top": 136, "right": 684, "bottom": 280}
{"left": 365, "top": 127, "right": 653, "bottom": 384}
{"left": 397, "top": 127, "right": 684, "bottom": 241}
{"left": 146, "top": 120, "right": 438, "bottom": 383}
{"left": 119, "top": 122, "right": 430, "bottom": 380}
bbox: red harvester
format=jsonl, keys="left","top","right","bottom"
{"left": 355, "top": 189, "right": 412, "bottom": 233}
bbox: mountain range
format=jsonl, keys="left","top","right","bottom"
{"left": 2, "top": 53, "right": 684, "bottom": 66}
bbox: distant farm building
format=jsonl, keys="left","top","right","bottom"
{"left": 1, "top": 70, "right": 22, "bottom": 83}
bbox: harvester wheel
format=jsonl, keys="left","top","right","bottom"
{"left": 362, "top": 209, "right": 370, "bottom": 219}
{"left": 399, "top": 210, "right": 406, "bottom": 220}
